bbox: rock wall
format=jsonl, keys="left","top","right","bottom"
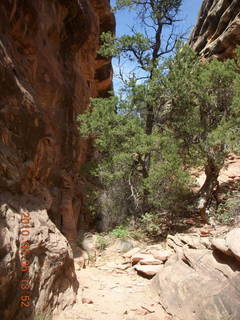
{"left": 152, "top": 230, "right": 240, "bottom": 320}
{"left": 0, "top": 0, "right": 115, "bottom": 319}
{"left": 189, "top": 0, "right": 240, "bottom": 59}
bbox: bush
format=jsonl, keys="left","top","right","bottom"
{"left": 95, "top": 234, "right": 109, "bottom": 251}
{"left": 216, "top": 194, "right": 240, "bottom": 224}
{"left": 109, "top": 225, "right": 129, "bottom": 239}
{"left": 78, "top": 43, "right": 240, "bottom": 223}
{"left": 140, "top": 212, "right": 161, "bottom": 236}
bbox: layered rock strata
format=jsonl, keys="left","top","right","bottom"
{"left": 189, "top": 0, "right": 240, "bottom": 59}
{"left": 0, "top": 0, "right": 115, "bottom": 319}
{"left": 152, "top": 230, "right": 240, "bottom": 320}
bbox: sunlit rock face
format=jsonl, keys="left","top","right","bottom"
{"left": 189, "top": 0, "right": 240, "bottom": 59}
{"left": 0, "top": 0, "right": 115, "bottom": 319}
{"left": 152, "top": 231, "right": 240, "bottom": 320}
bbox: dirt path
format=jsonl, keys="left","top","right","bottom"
{"left": 52, "top": 154, "right": 240, "bottom": 320}
{"left": 53, "top": 251, "right": 167, "bottom": 320}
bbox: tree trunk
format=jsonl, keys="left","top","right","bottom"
{"left": 197, "top": 156, "right": 220, "bottom": 221}
{"left": 60, "top": 171, "right": 77, "bottom": 244}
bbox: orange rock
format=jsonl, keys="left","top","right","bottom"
{"left": 151, "top": 250, "right": 173, "bottom": 262}
{"left": 134, "top": 264, "right": 163, "bottom": 276}
{"left": 132, "top": 253, "right": 155, "bottom": 263}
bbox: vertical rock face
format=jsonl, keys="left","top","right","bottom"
{"left": 189, "top": 0, "right": 240, "bottom": 59}
{"left": 0, "top": 0, "right": 115, "bottom": 319}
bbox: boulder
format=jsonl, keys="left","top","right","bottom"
{"left": 167, "top": 234, "right": 205, "bottom": 250}
{"left": 131, "top": 253, "right": 154, "bottom": 264}
{"left": 211, "top": 238, "right": 232, "bottom": 256}
{"left": 123, "top": 247, "right": 141, "bottom": 258}
{"left": 113, "top": 239, "right": 134, "bottom": 253}
{"left": 134, "top": 264, "right": 163, "bottom": 277}
{"left": 139, "top": 258, "right": 163, "bottom": 265}
{"left": 226, "top": 228, "right": 240, "bottom": 261}
{"left": 0, "top": 200, "right": 79, "bottom": 320}
{"left": 152, "top": 243, "right": 240, "bottom": 320}
{"left": 151, "top": 250, "right": 173, "bottom": 262}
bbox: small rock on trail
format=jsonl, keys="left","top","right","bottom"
{"left": 52, "top": 250, "right": 166, "bottom": 320}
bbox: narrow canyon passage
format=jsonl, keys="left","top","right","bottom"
{"left": 53, "top": 252, "right": 167, "bottom": 320}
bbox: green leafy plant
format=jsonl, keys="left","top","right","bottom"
{"left": 216, "top": 194, "right": 240, "bottom": 224}
{"left": 140, "top": 212, "right": 161, "bottom": 236}
{"left": 95, "top": 234, "right": 109, "bottom": 251}
{"left": 129, "top": 229, "right": 146, "bottom": 240}
{"left": 78, "top": 0, "right": 240, "bottom": 223}
{"left": 109, "top": 225, "right": 129, "bottom": 239}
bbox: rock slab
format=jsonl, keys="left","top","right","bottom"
{"left": 152, "top": 231, "right": 240, "bottom": 320}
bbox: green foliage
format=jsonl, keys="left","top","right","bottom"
{"left": 99, "top": 32, "right": 119, "bottom": 58}
{"left": 216, "top": 209, "right": 233, "bottom": 225}
{"left": 143, "top": 131, "right": 193, "bottom": 207}
{"left": 79, "top": 0, "right": 240, "bottom": 223}
{"left": 140, "top": 212, "right": 161, "bottom": 236}
{"left": 151, "top": 45, "right": 240, "bottom": 170}
{"left": 101, "top": 0, "right": 183, "bottom": 77}
{"left": 114, "top": 0, "right": 182, "bottom": 23}
{"left": 78, "top": 45, "right": 240, "bottom": 216}
{"left": 129, "top": 228, "right": 146, "bottom": 240}
{"left": 216, "top": 193, "right": 240, "bottom": 224}
{"left": 109, "top": 225, "right": 129, "bottom": 239}
{"left": 78, "top": 95, "right": 148, "bottom": 185}
{"left": 78, "top": 93, "right": 191, "bottom": 211}
{"left": 95, "top": 234, "right": 109, "bottom": 251}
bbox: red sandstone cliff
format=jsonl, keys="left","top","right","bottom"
{"left": 0, "top": 0, "right": 115, "bottom": 319}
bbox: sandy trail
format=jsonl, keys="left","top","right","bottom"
{"left": 53, "top": 251, "right": 167, "bottom": 320}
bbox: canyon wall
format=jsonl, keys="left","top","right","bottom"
{"left": 0, "top": 0, "right": 115, "bottom": 319}
{"left": 189, "top": 0, "right": 240, "bottom": 59}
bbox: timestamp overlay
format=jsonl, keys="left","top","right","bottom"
{"left": 19, "top": 211, "right": 31, "bottom": 309}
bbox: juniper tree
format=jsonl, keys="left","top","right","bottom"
{"left": 94, "top": 0, "right": 185, "bottom": 212}
{"left": 149, "top": 45, "right": 240, "bottom": 215}
{"left": 78, "top": 1, "right": 240, "bottom": 222}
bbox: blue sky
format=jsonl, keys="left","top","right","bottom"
{"left": 111, "top": 0, "right": 203, "bottom": 89}
{"left": 112, "top": 0, "right": 203, "bottom": 37}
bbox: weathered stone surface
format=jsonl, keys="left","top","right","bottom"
{"left": 189, "top": 0, "right": 240, "bottom": 59}
{"left": 0, "top": 195, "right": 78, "bottom": 320}
{"left": 167, "top": 233, "right": 205, "bottom": 250}
{"left": 0, "top": 0, "right": 115, "bottom": 318}
{"left": 151, "top": 250, "right": 173, "bottom": 262}
{"left": 226, "top": 228, "right": 240, "bottom": 261}
{"left": 80, "top": 232, "right": 97, "bottom": 258}
{"left": 113, "top": 239, "right": 134, "bottom": 253}
{"left": 139, "top": 258, "right": 163, "bottom": 265}
{"left": 123, "top": 247, "right": 141, "bottom": 258}
{"left": 134, "top": 264, "right": 163, "bottom": 277}
{"left": 152, "top": 232, "right": 240, "bottom": 320}
{"left": 132, "top": 253, "right": 154, "bottom": 264}
{"left": 0, "top": 0, "right": 115, "bottom": 243}
{"left": 211, "top": 237, "right": 232, "bottom": 255}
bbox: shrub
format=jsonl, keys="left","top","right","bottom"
{"left": 140, "top": 212, "right": 161, "bottom": 236}
{"left": 216, "top": 194, "right": 240, "bottom": 224}
{"left": 109, "top": 225, "right": 129, "bottom": 239}
{"left": 95, "top": 234, "right": 109, "bottom": 251}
